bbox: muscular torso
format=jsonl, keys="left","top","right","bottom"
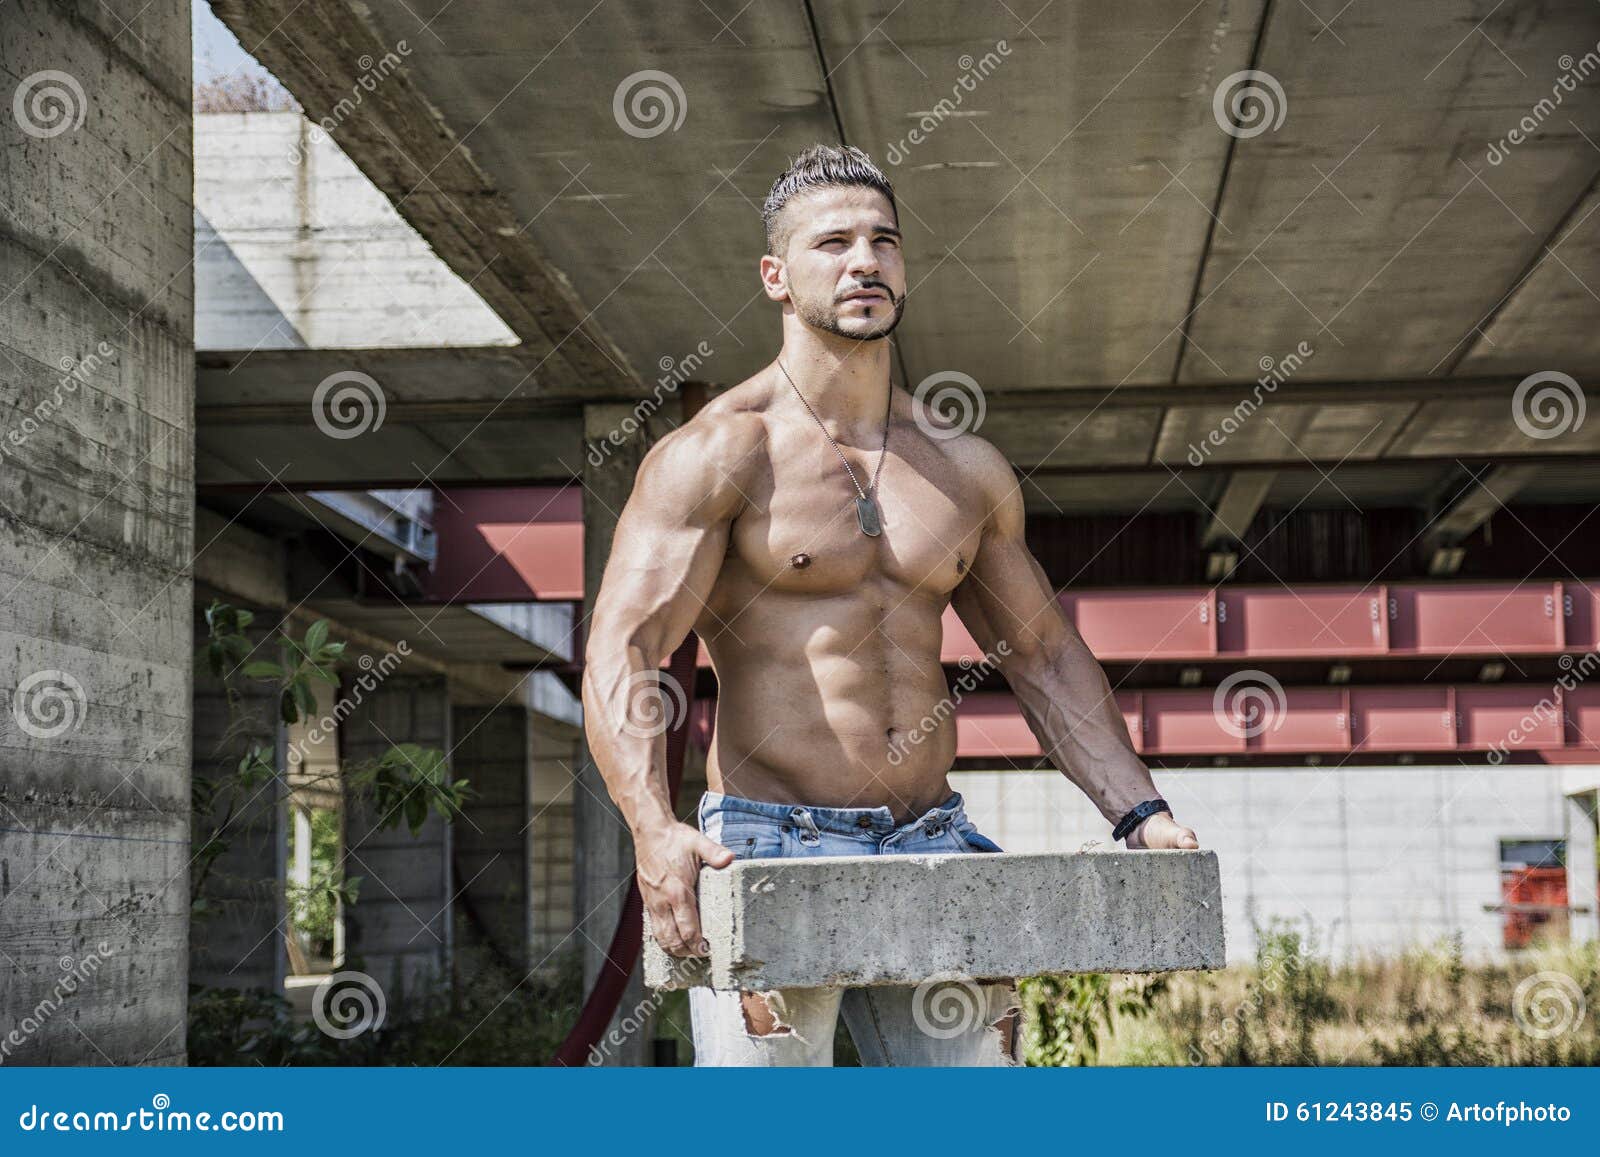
{"left": 693, "top": 383, "right": 990, "bottom": 823}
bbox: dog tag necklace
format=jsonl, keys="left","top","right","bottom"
{"left": 776, "top": 359, "right": 890, "bottom": 537}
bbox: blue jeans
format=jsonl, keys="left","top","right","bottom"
{"left": 687, "top": 790, "right": 1020, "bottom": 1067}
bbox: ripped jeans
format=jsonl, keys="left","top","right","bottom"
{"left": 688, "top": 790, "right": 1020, "bottom": 1067}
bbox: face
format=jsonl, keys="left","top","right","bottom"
{"left": 762, "top": 186, "right": 906, "bottom": 341}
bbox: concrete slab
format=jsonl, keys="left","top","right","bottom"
{"left": 644, "top": 849, "right": 1224, "bottom": 991}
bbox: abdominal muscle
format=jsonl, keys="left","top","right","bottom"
{"left": 700, "top": 589, "right": 958, "bottom": 823}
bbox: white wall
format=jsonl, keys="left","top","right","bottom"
{"left": 194, "top": 111, "right": 518, "bottom": 350}
{"left": 952, "top": 763, "right": 1595, "bottom": 967}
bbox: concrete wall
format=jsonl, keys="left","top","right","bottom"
{"left": 452, "top": 703, "right": 529, "bottom": 972}
{"left": 193, "top": 111, "right": 517, "bottom": 350}
{"left": 529, "top": 713, "right": 581, "bottom": 965}
{"left": 340, "top": 674, "right": 452, "bottom": 1001}
{"left": 189, "top": 603, "right": 286, "bottom": 994}
{"left": 0, "top": 0, "right": 193, "bottom": 1065}
{"left": 952, "top": 763, "right": 1593, "bottom": 966}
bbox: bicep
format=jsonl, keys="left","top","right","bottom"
{"left": 588, "top": 423, "right": 749, "bottom": 664}
{"left": 951, "top": 465, "right": 1071, "bottom": 663}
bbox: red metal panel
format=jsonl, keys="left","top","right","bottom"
{"left": 1117, "top": 691, "right": 1143, "bottom": 754}
{"left": 1565, "top": 582, "right": 1599, "bottom": 651}
{"left": 1141, "top": 690, "right": 1245, "bottom": 754}
{"left": 952, "top": 693, "right": 1042, "bottom": 758}
{"left": 426, "top": 485, "right": 584, "bottom": 602}
{"left": 940, "top": 605, "right": 981, "bottom": 664}
{"left": 1350, "top": 687, "right": 1454, "bottom": 750}
{"left": 1066, "top": 590, "right": 1216, "bottom": 661}
{"left": 1252, "top": 688, "right": 1349, "bottom": 753}
{"left": 1456, "top": 685, "right": 1564, "bottom": 750}
{"left": 1566, "top": 683, "right": 1600, "bottom": 750}
{"left": 1215, "top": 586, "right": 1386, "bottom": 656}
{"left": 1388, "top": 582, "right": 1563, "bottom": 655}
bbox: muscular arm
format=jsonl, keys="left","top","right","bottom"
{"left": 581, "top": 413, "right": 762, "bottom": 953}
{"left": 950, "top": 444, "right": 1200, "bottom": 850}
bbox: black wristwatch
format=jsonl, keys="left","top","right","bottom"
{"left": 1112, "top": 798, "right": 1171, "bottom": 842}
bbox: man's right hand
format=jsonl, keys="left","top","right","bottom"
{"left": 635, "top": 822, "right": 736, "bottom": 957}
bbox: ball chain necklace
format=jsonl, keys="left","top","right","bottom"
{"left": 775, "top": 358, "right": 891, "bottom": 537}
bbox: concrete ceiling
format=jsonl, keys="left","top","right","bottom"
{"left": 203, "top": 0, "right": 1600, "bottom": 513}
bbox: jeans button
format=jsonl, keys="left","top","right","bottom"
{"left": 856, "top": 816, "right": 872, "bottom": 828}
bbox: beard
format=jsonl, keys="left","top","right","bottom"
{"left": 793, "top": 280, "right": 906, "bottom": 341}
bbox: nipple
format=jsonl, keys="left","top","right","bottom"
{"left": 955, "top": 555, "right": 967, "bottom": 575}
{"left": 790, "top": 552, "right": 812, "bottom": 569}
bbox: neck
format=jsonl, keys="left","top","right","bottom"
{"left": 775, "top": 318, "right": 893, "bottom": 430}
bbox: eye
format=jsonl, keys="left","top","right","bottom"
{"left": 875, "top": 235, "right": 900, "bottom": 249}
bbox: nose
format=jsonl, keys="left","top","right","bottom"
{"left": 845, "top": 235, "right": 879, "bottom": 279}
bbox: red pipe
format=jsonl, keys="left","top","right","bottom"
{"left": 548, "top": 634, "right": 700, "bottom": 1066}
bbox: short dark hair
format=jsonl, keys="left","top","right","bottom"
{"left": 762, "top": 144, "right": 897, "bottom": 256}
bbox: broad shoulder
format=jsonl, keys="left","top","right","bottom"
{"left": 904, "top": 389, "right": 1018, "bottom": 514}
{"left": 631, "top": 388, "right": 769, "bottom": 519}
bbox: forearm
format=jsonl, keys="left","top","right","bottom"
{"left": 1007, "top": 636, "right": 1160, "bottom": 825}
{"left": 581, "top": 644, "right": 680, "bottom": 838}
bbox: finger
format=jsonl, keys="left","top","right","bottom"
{"left": 646, "top": 899, "right": 689, "bottom": 957}
{"left": 668, "top": 890, "right": 706, "bottom": 956}
{"left": 697, "top": 835, "right": 735, "bottom": 868}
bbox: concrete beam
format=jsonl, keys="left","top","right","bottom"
{"left": 644, "top": 850, "right": 1224, "bottom": 991}
{"left": 1199, "top": 470, "right": 1277, "bottom": 548}
{"left": 1421, "top": 462, "right": 1543, "bottom": 574}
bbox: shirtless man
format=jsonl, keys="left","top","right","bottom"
{"left": 582, "top": 144, "right": 1200, "bottom": 1066}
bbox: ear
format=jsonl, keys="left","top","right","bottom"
{"left": 759, "top": 253, "right": 789, "bottom": 303}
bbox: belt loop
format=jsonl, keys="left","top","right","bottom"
{"left": 790, "top": 806, "right": 822, "bottom": 845}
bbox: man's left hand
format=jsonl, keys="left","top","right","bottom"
{"left": 1125, "top": 811, "right": 1199, "bottom": 850}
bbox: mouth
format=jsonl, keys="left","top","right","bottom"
{"left": 840, "top": 289, "right": 890, "bottom": 304}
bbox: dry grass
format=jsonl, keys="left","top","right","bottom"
{"left": 1024, "top": 918, "right": 1600, "bottom": 1066}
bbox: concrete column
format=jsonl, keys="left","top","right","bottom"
{"left": 451, "top": 702, "right": 530, "bottom": 972}
{"left": 1565, "top": 789, "right": 1599, "bottom": 947}
{"left": 576, "top": 403, "right": 658, "bottom": 1065}
{"left": 0, "top": 0, "right": 194, "bottom": 1064}
{"left": 189, "top": 603, "right": 287, "bottom": 994}
{"left": 529, "top": 712, "right": 580, "bottom": 965}
{"left": 340, "top": 674, "right": 452, "bottom": 1004}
